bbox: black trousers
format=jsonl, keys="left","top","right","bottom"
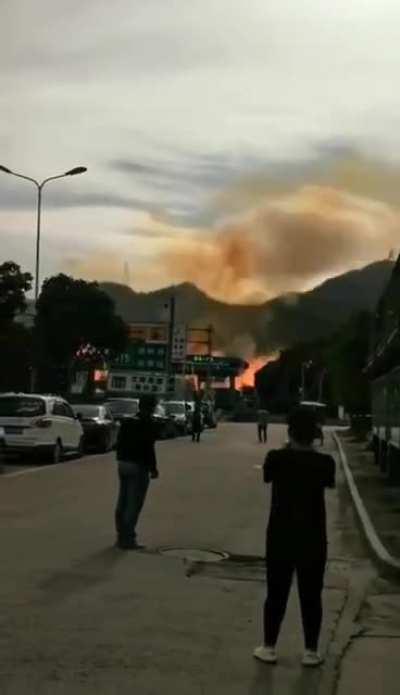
{"left": 192, "top": 429, "right": 201, "bottom": 442}
{"left": 258, "top": 424, "right": 267, "bottom": 442}
{"left": 115, "top": 467, "right": 150, "bottom": 543}
{"left": 264, "top": 545, "right": 326, "bottom": 650}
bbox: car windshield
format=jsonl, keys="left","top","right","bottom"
{"left": 73, "top": 405, "right": 101, "bottom": 418}
{"left": 107, "top": 400, "right": 138, "bottom": 415}
{"left": 0, "top": 397, "right": 45, "bottom": 417}
{"left": 164, "top": 402, "right": 185, "bottom": 415}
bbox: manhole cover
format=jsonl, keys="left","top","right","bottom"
{"left": 160, "top": 547, "right": 228, "bottom": 563}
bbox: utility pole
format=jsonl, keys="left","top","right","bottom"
{"left": 318, "top": 368, "right": 328, "bottom": 403}
{"left": 300, "top": 360, "right": 312, "bottom": 401}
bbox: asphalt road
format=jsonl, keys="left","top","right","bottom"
{"left": 0, "top": 424, "right": 398, "bottom": 694}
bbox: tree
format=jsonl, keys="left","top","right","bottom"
{"left": 34, "top": 274, "right": 129, "bottom": 394}
{"left": 0, "top": 323, "right": 33, "bottom": 392}
{"left": 325, "top": 311, "right": 371, "bottom": 413}
{"left": 0, "top": 261, "right": 32, "bottom": 328}
{"left": 256, "top": 312, "right": 372, "bottom": 415}
{"left": 0, "top": 262, "right": 33, "bottom": 392}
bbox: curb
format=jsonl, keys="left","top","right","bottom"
{"left": 334, "top": 431, "right": 400, "bottom": 578}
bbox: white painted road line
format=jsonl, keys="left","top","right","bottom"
{"left": 334, "top": 431, "right": 400, "bottom": 575}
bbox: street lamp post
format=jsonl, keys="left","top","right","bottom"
{"left": 0, "top": 164, "right": 87, "bottom": 392}
{"left": 0, "top": 165, "right": 87, "bottom": 300}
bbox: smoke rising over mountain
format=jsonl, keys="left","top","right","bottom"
{"left": 66, "top": 154, "right": 400, "bottom": 304}
{"left": 157, "top": 185, "right": 397, "bottom": 303}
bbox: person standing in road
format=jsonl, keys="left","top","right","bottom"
{"left": 191, "top": 402, "right": 203, "bottom": 443}
{"left": 254, "top": 407, "right": 335, "bottom": 667}
{"left": 257, "top": 408, "right": 269, "bottom": 443}
{"left": 114, "top": 394, "right": 159, "bottom": 550}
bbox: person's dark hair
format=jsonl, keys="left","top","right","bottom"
{"left": 139, "top": 394, "right": 157, "bottom": 414}
{"left": 287, "top": 406, "right": 318, "bottom": 446}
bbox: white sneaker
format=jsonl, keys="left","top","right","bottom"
{"left": 302, "top": 650, "right": 323, "bottom": 667}
{"left": 253, "top": 645, "right": 277, "bottom": 664}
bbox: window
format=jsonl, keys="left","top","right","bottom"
{"left": 131, "top": 376, "right": 137, "bottom": 383}
{"left": 157, "top": 378, "right": 163, "bottom": 385}
{"left": 138, "top": 360, "right": 145, "bottom": 368}
{"left": 147, "top": 360, "right": 154, "bottom": 368}
{"left": 53, "top": 402, "right": 73, "bottom": 418}
{"left": 136, "top": 384, "right": 142, "bottom": 391}
{"left": 152, "top": 386, "right": 158, "bottom": 392}
{"left": 139, "top": 376, "right": 146, "bottom": 383}
{"left": 111, "top": 376, "right": 127, "bottom": 390}
{"left": 156, "top": 361, "right": 164, "bottom": 369}
{"left": 148, "top": 377, "right": 154, "bottom": 384}
{"left": 73, "top": 405, "right": 101, "bottom": 418}
{"left": 138, "top": 346, "right": 145, "bottom": 355}
{"left": 0, "top": 397, "right": 45, "bottom": 417}
{"left": 147, "top": 347, "right": 154, "bottom": 355}
{"left": 157, "top": 348, "right": 165, "bottom": 356}
{"left": 107, "top": 399, "right": 138, "bottom": 416}
{"left": 143, "top": 384, "right": 150, "bottom": 391}
{"left": 63, "top": 402, "right": 76, "bottom": 419}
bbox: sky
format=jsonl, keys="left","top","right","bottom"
{"left": 2, "top": 0, "right": 400, "bottom": 303}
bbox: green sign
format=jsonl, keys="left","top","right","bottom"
{"left": 111, "top": 343, "right": 167, "bottom": 372}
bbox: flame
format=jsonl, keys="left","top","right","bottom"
{"left": 236, "top": 355, "right": 278, "bottom": 389}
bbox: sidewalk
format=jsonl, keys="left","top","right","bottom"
{"left": 337, "top": 431, "right": 400, "bottom": 566}
{"left": 336, "top": 431, "right": 400, "bottom": 695}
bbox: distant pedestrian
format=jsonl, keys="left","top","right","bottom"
{"left": 257, "top": 408, "right": 269, "bottom": 443}
{"left": 191, "top": 402, "right": 203, "bottom": 443}
{"left": 114, "top": 394, "right": 159, "bottom": 550}
{"left": 254, "top": 407, "right": 335, "bottom": 667}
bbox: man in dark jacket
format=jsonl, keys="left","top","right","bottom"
{"left": 115, "top": 394, "right": 159, "bottom": 549}
{"left": 253, "top": 407, "right": 335, "bottom": 667}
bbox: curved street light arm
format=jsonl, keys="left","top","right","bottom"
{"left": 40, "top": 173, "right": 70, "bottom": 188}
{"left": 0, "top": 166, "right": 86, "bottom": 303}
{"left": 7, "top": 171, "right": 40, "bottom": 188}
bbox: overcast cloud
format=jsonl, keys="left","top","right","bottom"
{"left": 2, "top": 0, "right": 400, "bottom": 298}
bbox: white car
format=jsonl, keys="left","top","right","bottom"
{"left": 0, "top": 393, "right": 84, "bottom": 464}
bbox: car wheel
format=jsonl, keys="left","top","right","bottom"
{"left": 53, "top": 440, "right": 63, "bottom": 465}
{"left": 76, "top": 436, "right": 85, "bottom": 458}
{"left": 102, "top": 432, "right": 113, "bottom": 453}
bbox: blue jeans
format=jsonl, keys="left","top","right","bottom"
{"left": 115, "top": 462, "right": 150, "bottom": 543}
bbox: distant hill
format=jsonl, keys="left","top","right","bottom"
{"left": 100, "top": 260, "right": 394, "bottom": 356}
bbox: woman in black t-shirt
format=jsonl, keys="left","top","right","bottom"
{"left": 253, "top": 407, "right": 335, "bottom": 668}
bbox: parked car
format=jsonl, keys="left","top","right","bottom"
{"left": 0, "top": 393, "right": 84, "bottom": 463}
{"left": 154, "top": 403, "right": 177, "bottom": 439}
{"left": 106, "top": 397, "right": 176, "bottom": 440}
{"left": 0, "top": 426, "right": 5, "bottom": 473}
{"left": 201, "top": 401, "right": 218, "bottom": 429}
{"left": 105, "top": 398, "right": 139, "bottom": 424}
{"left": 185, "top": 400, "right": 199, "bottom": 434}
{"left": 162, "top": 401, "right": 190, "bottom": 434}
{"left": 72, "top": 404, "right": 119, "bottom": 453}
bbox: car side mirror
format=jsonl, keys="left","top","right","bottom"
{"left": 75, "top": 413, "right": 82, "bottom": 421}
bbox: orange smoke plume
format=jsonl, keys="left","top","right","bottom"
{"left": 157, "top": 185, "right": 398, "bottom": 304}
{"left": 65, "top": 153, "right": 400, "bottom": 305}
